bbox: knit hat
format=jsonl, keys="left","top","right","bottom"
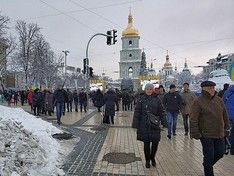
{"left": 144, "top": 83, "right": 154, "bottom": 90}
{"left": 169, "top": 84, "right": 176, "bottom": 89}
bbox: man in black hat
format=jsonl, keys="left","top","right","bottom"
{"left": 163, "top": 84, "right": 182, "bottom": 139}
{"left": 190, "top": 81, "right": 230, "bottom": 176}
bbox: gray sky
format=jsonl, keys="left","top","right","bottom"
{"left": 2, "top": 0, "right": 234, "bottom": 79}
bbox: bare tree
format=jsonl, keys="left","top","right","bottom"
{"left": 15, "top": 20, "right": 40, "bottom": 88}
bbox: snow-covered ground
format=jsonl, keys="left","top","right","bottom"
{"left": 0, "top": 105, "right": 78, "bottom": 176}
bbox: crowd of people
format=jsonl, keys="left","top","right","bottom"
{"left": 132, "top": 81, "right": 234, "bottom": 176}
{"left": 1, "top": 81, "right": 234, "bottom": 176}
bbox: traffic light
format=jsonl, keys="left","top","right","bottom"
{"left": 113, "top": 29, "right": 117, "bottom": 44}
{"left": 106, "top": 30, "right": 112, "bottom": 45}
{"left": 83, "top": 58, "right": 87, "bottom": 74}
{"left": 89, "top": 67, "right": 94, "bottom": 77}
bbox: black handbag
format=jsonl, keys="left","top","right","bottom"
{"left": 146, "top": 112, "right": 160, "bottom": 129}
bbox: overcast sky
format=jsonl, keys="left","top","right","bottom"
{"left": 2, "top": 0, "right": 234, "bottom": 79}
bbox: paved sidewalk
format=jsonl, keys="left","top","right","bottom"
{"left": 63, "top": 111, "right": 234, "bottom": 176}
{"left": 2, "top": 103, "right": 233, "bottom": 175}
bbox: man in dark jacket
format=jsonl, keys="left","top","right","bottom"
{"left": 32, "top": 88, "right": 41, "bottom": 116}
{"left": 54, "top": 85, "right": 67, "bottom": 125}
{"left": 190, "top": 81, "right": 230, "bottom": 176}
{"left": 218, "top": 83, "right": 229, "bottom": 98}
{"left": 78, "top": 89, "right": 88, "bottom": 112}
{"left": 66, "top": 89, "right": 73, "bottom": 112}
{"left": 73, "top": 90, "right": 79, "bottom": 112}
{"left": 163, "top": 84, "right": 182, "bottom": 139}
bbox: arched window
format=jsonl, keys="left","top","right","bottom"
{"left": 129, "top": 40, "right": 132, "bottom": 46}
{"left": 128, "top": 67, "right": 133, "bottom": 78}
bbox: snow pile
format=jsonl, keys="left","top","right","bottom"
{"left": 0, "top": 105, "right": 65, "bottom": 176}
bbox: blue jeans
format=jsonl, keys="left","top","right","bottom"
{"left": 166, "top": 112, "right": 178, "bottom": 136}
{"left": 56, "top": 102, "right": 64, "bottom": 123}
{"left": 200, "top": 138, "right": 225, "bottom": 176}
{"left": 230, "top": 120, "right": 234, "bottom": 152}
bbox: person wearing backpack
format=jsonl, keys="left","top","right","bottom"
{"left": 223, "top": 85, "right": 234, "bottom": 155}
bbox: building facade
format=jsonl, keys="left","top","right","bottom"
{"left": 202, "top": 53, "right": 234, "bottom": 79}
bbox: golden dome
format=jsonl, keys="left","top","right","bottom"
{"left": 122, "top": 11, "right": 139, "bottom": 37}
{"left": 164, "top": 55, "right": 173, "bottom": 68}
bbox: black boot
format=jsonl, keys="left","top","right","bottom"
{"left": 145, "top": 161, "right": 150, "bottom": 168}
{"left": 151, "top": 158, "right": 156, "bottom": 167}
{"left": 111, "top": 116, "right": 114, "bottom": 124}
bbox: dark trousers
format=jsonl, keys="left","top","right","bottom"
{"left": 182, "top": 114, "right": 189, "bottom": 133}
{"left": 144, "top": 141, "right": 159, "bottom": 162}
{"left": 80, "top": 102, "right": 87, "bottom": 112}
{"left": 67, "top": 101, "right": 72, "bottom": 112}
{"left": 229, "top": 120, "right": 234, "bottom": 153}
{"left": 103, "top": 115, "right": 114, "bottom": 124}
{"left": 33, "top": 106, "right": 40, "bottom": 116}
{"left": 122, "top": 103, "right": 128, "bottom": 111}
{"left": 200, "top": 138, "right": 225, "bottom": 176}
{"left": 56, "top": 102, "right": 64, "bottom": 124}
{"left": 74, "top": 102, "right": 78, "bottom": 112}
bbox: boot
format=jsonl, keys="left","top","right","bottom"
{"left": 111, "top": 116, "right": 114, "bottom": 124}
{"left": 145, "top": 161, "right": 150, "bottom": 168}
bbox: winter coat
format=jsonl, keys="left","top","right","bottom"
{"left": 27, "top": 91, "right": 33, "bottom": 105}
{"left": 163, "top": 92, "right": 182, "bottom": 113}
{"left": 218, "top": 88, "right": 228, "bottom": 98}
{"left": 53, "top": 89, "right": 67, "bottom": 103}
{"left": 180, "top": 90, "right": 196, "bottom": 115}
{"left": 190, "top": 90, "right": 230, "bottom": 139}
{"left": 223, "top": 85, "right": 234, "bottom": 120}
{"left": 67, "top": 91, "right": 73, "bottom": 102}
{"left": 78, "top": 92, "right": 87, "bottom": 104}
{"left": 32, "top": 90, "right": 42, "bottom": 107}
{"left": 93, "top": 91, "right": 104, "bottom": 108}
{"left": 45, "top": 92, "right": 54, "bottom": 111}
{"left": 122, "top": 91, "right": 130, "bottom": 105}
{"left": 73, "top": 91, "right": 79, "bottom": 105}
{"left": 104, "top": 90, "right": 118, "bottom": 116}
{"left": 132, "top": 94, "right": 163, "bottom": 142}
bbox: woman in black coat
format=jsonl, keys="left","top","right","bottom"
{"left": 93, "top": 89, "right": 104, "bottom": 112}
{"left": 104, "top": 89, "right": 118, "bottom": 124}
{"left": 132, "top": 83, "right": 163, "bottom": 168}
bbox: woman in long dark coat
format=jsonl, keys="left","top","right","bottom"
{"left": 45, "top": 90, "right": 54, "bottom": 116}
{"left": 132, "top": 83, "right": 163, "bottom": 168}
{"left": 103, "top": 89, "right": 118, "bottom": 124}
{"left": 93, "top": 89, "right": 104, "bottom": 112}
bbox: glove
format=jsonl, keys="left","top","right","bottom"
{"left": 191, "top": 133, "right": 202, "bottom": 140}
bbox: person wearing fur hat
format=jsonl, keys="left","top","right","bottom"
{"left": 132, "top": 83, "right": 163, "bottom": 168}
{"left": 190, "top": 81, "right": 230, "bottom": 176}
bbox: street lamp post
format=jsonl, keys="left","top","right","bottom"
{"left": 85, "top": 32, "right": 113, "bottom": 109}
{"left": 62, "top": 50, "right": 69, "bottom": 76}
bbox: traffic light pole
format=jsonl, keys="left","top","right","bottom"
{"left": 85, "top": 33, "right": 112, "bottom": 109}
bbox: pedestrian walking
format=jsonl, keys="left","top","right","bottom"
{"left": 66, "top": 89, "right": 73, "bottom": 112}
{"left": 132, "top": 83, "right": 163, "bottom": 168}
{"left": 190, "top": 81, "right": 230, "bottom": 176}
{"left": 32, "top": 88, "right": 41, "bottom": 116}
{"left": 218, "top": 83, "right": 229, "bottom": 98}
{"left": 223, "top": 85, "right": 234, "bottom": 155}
{"left": 93, "top": 89, "right": 104, "bottom": 112}
{"left": 54, "top": 85, "right": 67, "bottom": 125}
{"left": 180, "top": 82, "right": 196, "bottom": 136}
{"left": 45, "top": 90, "right": 54, "bottom": 116}
{"left": 157, "top": 85, "right": 167, "bottom": 128}
{"left": 73, "top": 89, "right": 79, "bottom": 112}
{"left": 20, "top": 90, "right": 26, "bottom": 106}
{"left": 103, "top": 88, "right": 118, "bottom": 124}
{"left": 78, "top": 89, "right": 88, "bottom": 112}
{"left": 163, "top": 84, "right": 182, "bottom": 139}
